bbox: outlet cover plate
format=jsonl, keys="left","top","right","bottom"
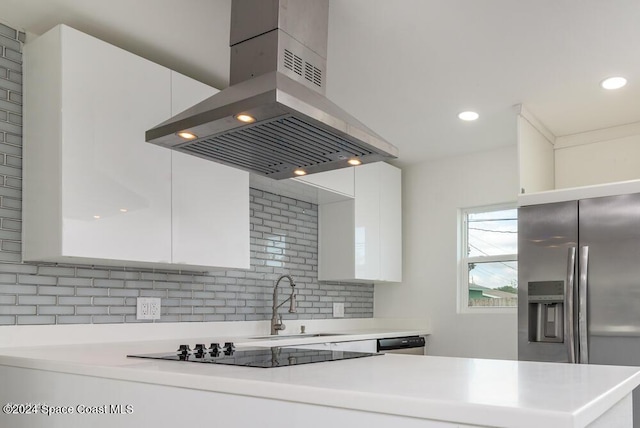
{"left": 137, "top": 297, "right": 161, "bottom": 320}
{"left": 333, "top": 302, "right": 344, "bottom": 318}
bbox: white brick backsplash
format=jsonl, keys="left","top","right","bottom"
{"left": 17, "top": 295, "right": 56, "bottom": 305}
{"left": 92, "top": 315, "right": 124, "bottom": 324}
{"left": 37, "top": 286, "right": 74, "bottom": 296}
{"left": 17, "top": 315, "right": 55, "bottom": 325}
{"left": 76, "top": 306, "right": 109, "bottom": 315}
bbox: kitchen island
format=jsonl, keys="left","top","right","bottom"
{"left": 0, "top": 331, "right": 638, "bottom": 428}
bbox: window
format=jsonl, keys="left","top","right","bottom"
{"left": 459, "top": 205, "right": 518, "bottom": 311}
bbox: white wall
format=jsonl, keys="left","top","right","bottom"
{"left": 555, "top": 122, "right": 640, "bottom": 189}
{"left": 375, "top": 146, "right": 519, "bottom": 360}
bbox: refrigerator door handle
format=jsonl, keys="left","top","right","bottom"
{"left": 566, "top": 247, "right": 577, "bottom": 363}
{"left": 578, "top": 246, "right": 589, "bottom": 364}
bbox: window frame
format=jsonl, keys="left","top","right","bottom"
{"left": 458, "top": 203, "right": 518, "bottom": 314}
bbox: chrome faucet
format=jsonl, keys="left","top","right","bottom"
{"left": 271, "top": 274, "right": 296, "bottom": 335}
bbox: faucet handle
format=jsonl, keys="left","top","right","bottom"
{"left": 274, "top": 317, "right": 286, "bottom": 332}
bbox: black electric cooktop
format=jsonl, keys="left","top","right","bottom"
{"left": 128, "top": 344, "right": 380, "bottom": 368}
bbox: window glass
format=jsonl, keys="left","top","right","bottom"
{"left": 468, "top": 261, "right": 517, "bottom": 307}
{"left": 467, "top": 209, "right": 518, "bottom": 257}
{"left": 461, "top": 206, "right": 518, "bottom": 310}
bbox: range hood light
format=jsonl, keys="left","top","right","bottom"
{"left": 177, "top": 131, "right": 198, "bottom": 140}
{"left": 347, "top": 158, "right": 362, "bottom": 166}
{"left": 235, "top": 114, "right": 256, "bottom": 124}
{"left": 293, "top": 169, "right": 307, "bottom": 176}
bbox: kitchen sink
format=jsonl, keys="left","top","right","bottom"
{"left": 250, "top": 333, "right": 346, "bottom": 340}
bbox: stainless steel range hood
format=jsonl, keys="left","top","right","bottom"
{"left": 146, "top": 0, "right": 398, "bottom": 180}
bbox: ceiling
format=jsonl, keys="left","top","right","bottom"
{"left": 2, "top": 0, "right": 639, "bottom": 166}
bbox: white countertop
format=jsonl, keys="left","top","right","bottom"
{"left": 1, "top": 328, "right": 639, "bottom": 428}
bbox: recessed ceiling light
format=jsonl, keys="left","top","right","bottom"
{"left": 119, "top": 208, "right": 128, "bottom": 213}
{"left": 93, "top": 215, "right": 101, "bottom": 219}
{"left": 293, "top": 169, "right": 307, "bottom": 176}
{"left": 177, "top": 131, "right": 197, "bottom": 140}
{"left": 235, "top": 114, "right": 256, "bottom": 124}
{"left": 347, "top": 158, "right": 362, "bottom": 166}
{"left": 458, "top": 111, "right": 479, "bottom": 121}
{"left": 600, "top": 76, "right": 627, "bottom": 90}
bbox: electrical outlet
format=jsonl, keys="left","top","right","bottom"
{"left": 333, "top": 302, "right": 344, "bottom": 318}
{"left": 137, "top": 297, "right": 161, "bottom": 320}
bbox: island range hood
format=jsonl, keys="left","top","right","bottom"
{"left": 146, "top": 0, "right": 399, "bottom": 180}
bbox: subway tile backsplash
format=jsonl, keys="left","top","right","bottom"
{"left": 0, "top": 21, "right": 373, "bottom": 326}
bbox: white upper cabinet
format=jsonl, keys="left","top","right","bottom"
{"left": 517, "top": 105, "right": 640, "bottom": 200}
{"left": 251, "top": 167, "right": 354, "bottom": 206}
{"left": 516, "top": 106, "right": 555, "bottom": 195}
{"left": 353, "top": 163, "right": 381, "bottom": 280}
{"left": 318, "top": 162, "right": 402, "bottom": 283}
{"left": 170, "top": 73, "right": 250, "bottom": 269}
{"left": 24, "top": 25, "right": 173, "bottom": 266}
{"left": 23, "top": 25, "right": 249, "bottom": 270}
{"left": 378, "top": 163, "right": 402, "bottom": 281}
{"left": 292, "top": 167, "right": 355, "bottom": 199}
{"left": 61, "top": 27, "right": 173, "bottom": 264}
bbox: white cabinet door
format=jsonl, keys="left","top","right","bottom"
{"left": 317, "top": 162, "right": 401, "bottom": 282}
{"left": 170, "top": 70, "right": 216, "bottom": 116}
{"left": 354, "top": 163, "right": 381, "bottom": 280}
{"left": 24, "top": 25, "right": 250, "bottom": 270}
{"left": 379, "top": 162, "right": 402, "bottom": 282}
{"left": 58, "top": 25, "right": 173, "bottom": 264}
{"left": 171, "top": 152, "right": 250, "bottom": 269}
{"left": 170, "top": 72, "right": 250, "bottom": 269}
{"left": 318, "top": 199, "right": 355, "bottom": 280}
{"left": 292, "top": 167, "right": 355, "bottom": 197}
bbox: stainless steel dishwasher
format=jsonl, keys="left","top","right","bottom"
{"left": 377, "top": 336, "right": 426, "bottom": 355}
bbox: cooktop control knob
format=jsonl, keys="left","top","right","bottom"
{"left": 177, "top": 345, "right": 191, "bottom": 356}
{"left": 194, "top": 344, "right": 206, "bottom": 357}
{"left": 209, "top": 343, "right": 221, "bottom": 357}
{"left": 224, "top": 342, "right": 235, "bottom": 355}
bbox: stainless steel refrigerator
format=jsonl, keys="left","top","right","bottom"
{"left": 518, "top": 192, "right": 640, "bottom": 427}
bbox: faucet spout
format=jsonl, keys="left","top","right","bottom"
{"left": 271, "top": 274, "right": 296, "bottom": 335}
{"left": 289, "top": 292, "right": 296, "bottom": 313}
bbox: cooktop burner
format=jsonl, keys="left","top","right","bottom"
{"left": 128, "top": 343, "right": 380, "bottom": 368}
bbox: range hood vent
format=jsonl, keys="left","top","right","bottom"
{"left": 146, "top": 0, "right": 398, "bottom": 179}
{"left": 181, "top": 116, "right": 375, "bottom": 178}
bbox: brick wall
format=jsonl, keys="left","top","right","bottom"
{"left": 0, "top": 21, "right": 373, "bottom": 326}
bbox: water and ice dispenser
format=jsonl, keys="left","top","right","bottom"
{"left": 528, "top": 281, "right": 565, "bottom": 343}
